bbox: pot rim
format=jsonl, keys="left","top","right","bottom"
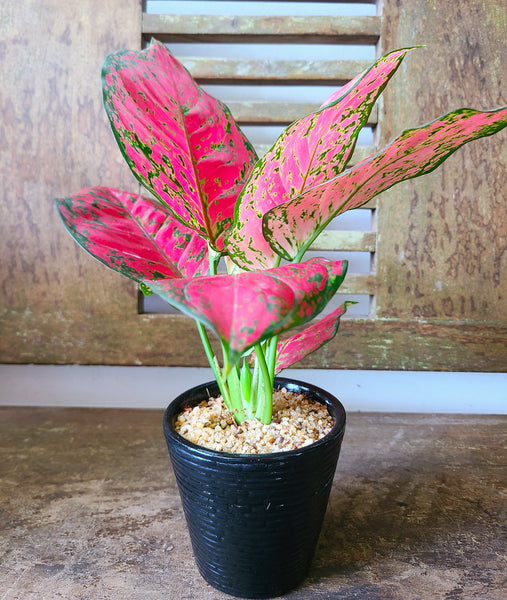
{"left": 163, "top": 376, "right": 346, "bottom": 462}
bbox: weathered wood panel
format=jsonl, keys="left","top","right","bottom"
{"left": 0, "top": 1, "right": 142, "bottom": 355}
{"left": 377, "top": 0, "right": 507, "bottom": 325}
{"left": 143, "top": 14, "right": 381, "bottom": 44}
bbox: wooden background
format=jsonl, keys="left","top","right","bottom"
{"left": 1, "top": 0, "right": 506, "bottom": 370}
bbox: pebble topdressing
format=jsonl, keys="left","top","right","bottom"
{"left": 174, "top": 387, "right": 335, "bottom": 454}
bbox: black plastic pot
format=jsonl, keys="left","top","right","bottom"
{"left": 163, "top": 377, "right": 346, "bottom": 599}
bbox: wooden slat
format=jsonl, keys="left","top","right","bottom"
{"left": 309, "top": 231, "right": 376, "bottom": 252}
{"left": 228, "top": 101, "right": 378, "bottom": 125}
{"left": 143, "top": 14, "right": 381, "bottom": 44}
{"left": 361, "top": 199, "right": 377, "bottom": 210}
{"left": 2, "top": 309, "right": 507, "bottom": 371}
{"left": 180, "top": 57, "right": 371, "bottom": 84}
{"left": 349, "top": 145, "right": 373, "bottom": 165}
{"left": 337, "top": 273, "right": 376, "bottom": 295}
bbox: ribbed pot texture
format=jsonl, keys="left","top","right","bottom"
{"left": 163, "top": 377, "right": 346, "bottom": 599}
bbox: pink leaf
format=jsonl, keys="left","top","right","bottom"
{"left": 146, "top": 258, "right": 347, "bottom": 365}
{"left": 226, "top": 48, "right": 415, "bottom": 269}
{"left": 55, "top": 187, "right": 208, "bottom": 283}
{"left": 274, "top": 302, "right": 353, "bottom": 374}
{"left": 102, "top": 40, "right": 257, "bottom": 250}
{"left": 264, "top": 107, "right": 507, "bottom": 260}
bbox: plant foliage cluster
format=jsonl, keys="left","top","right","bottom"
{"left": 56, "top": 41, "right": 507, "bottom": 423}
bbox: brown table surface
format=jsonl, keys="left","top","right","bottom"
{"left": 0, "top": 407, "right": 505, "bottom": 599}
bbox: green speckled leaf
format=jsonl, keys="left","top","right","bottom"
{"left": 226, "top": 48, "right": 415, "bottom": 269}
{"left": 146, "top": 258, "right": 347, "bottom": 366}
{"left": 102, "top": 40, "right": 257, "bottom": 250}
{"left": 55, "top": 186, "right": 208, "bottom": 283}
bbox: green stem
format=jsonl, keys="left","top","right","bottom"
{"left": 254, "top": 343, "right": 273, "bottom": 424}
{"left": 226, "top": 366, "right": 250, "bottom": 422}
{"left": 208, "top": 245, "right": 221, "bottom": 275}
{"left": 266, "top": 335, "right": 279, "bottom": 385}
{"left": 196, "top": 321, "right": 227, "bottom": 395}
{"left": 250, "top": 353, "right": 260, "bottom": 415}
{"left": 196, "top": 321, "right": 248, "bottom": 422}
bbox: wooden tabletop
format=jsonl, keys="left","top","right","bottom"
{"left": 0, "top": 407, "right": 505, "bottom": 599}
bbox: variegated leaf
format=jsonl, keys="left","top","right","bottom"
{"left": 146, "top": 258, "right": 347, "bottom": 366}
{"left": 226, "top": 48, "right": 415, "bottom": 270}
{"left": 274, "top": 301, "right": 353, "bottom": 374}
{"left": 263, "top": 107, "right": 507, "bottom": 261}
{"left": 102, "top": 39, "right": 258, "bottom": 251}
{"left": 55, "top": 187, "right": 208, "bottom": 283}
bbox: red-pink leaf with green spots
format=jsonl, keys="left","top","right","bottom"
{"left": 102, "top": 40, "right": 257, "bottom": 251}
{"left": 226, "top": 48, "right": 415, "bottom": 269}
{"left": 146, "top": 258, "right": 347, "bottom": 365}
{"left": 55, "top": 187, "right": 208, "bottom": 283}
{"left": 264, "top": 106, "right": 507, "bottom": 260}
{"left": 274, "top": 301, "right": 353, "bottom": 374}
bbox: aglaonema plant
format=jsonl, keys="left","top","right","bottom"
{"left": 56, "top": 40, "right": 507, "bottom": 425}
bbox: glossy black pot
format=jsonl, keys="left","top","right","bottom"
{"left": 163, "top": 377, "right": 346, "bottom": 599}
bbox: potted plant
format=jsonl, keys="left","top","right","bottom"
{"left": 55, "top": 40, "right": 506, "bottom": 598}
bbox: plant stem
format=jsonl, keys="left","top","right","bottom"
{"left": 208, "top": 245, "right": 221, "bottom": 275}
{"left": 266, "top": 335, "right": 279, "bottom": 385}
{"left": 250, "top": 353, "right": 260, "bottom": 414}
{"left": 253, "top": 343, "right": 273, "bottom": 424}
{"left": 196, "top": 321, "right": 225, "bottom": 392}
{"left": 226, "top": 366, "right": 251, "bottom": 422}
{"left": 196, "top": 321, "right": 248, "bottom": 422}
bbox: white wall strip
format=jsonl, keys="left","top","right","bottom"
{"left": 1, "top": 365, "right": 505, "bottom": 414}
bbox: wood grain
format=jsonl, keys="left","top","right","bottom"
{"left": 0, "top": 2, "right": 142, "bottom": 337}
{"left": 377, "top": 0, "right": 507, "bottom": 323}
{"left": 180, "top": 57, "right": 372, "bottom": 85}
{"left": 1, "top": 407, "right": 505, "bottom": 598}
{"left": 143, "top": 14, "right": 381, "bottom": 44}
{"left": 1, "top": 309, "right": 506, "bottom": 371}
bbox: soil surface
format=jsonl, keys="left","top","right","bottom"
{"left": 174, "top": 387, "right": 334, "bottom": 453}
